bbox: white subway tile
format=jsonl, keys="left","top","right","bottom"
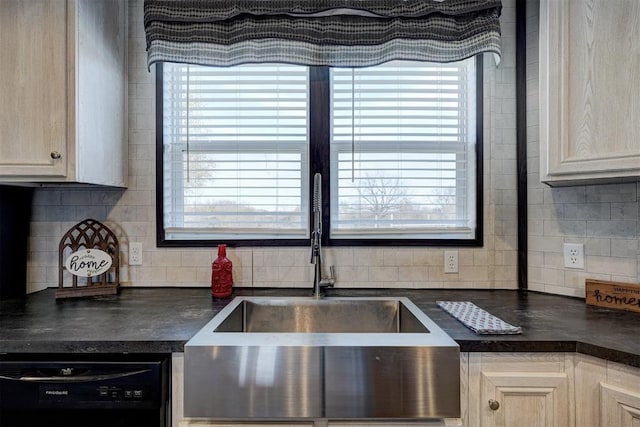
{"left": 586, "top": 183, "right": 637, "bottom": 203}
{"left": 610, "top": 239, "right": 639, "bottom": 258}
{"left": 398, "top": 266, "right": 428, "bottom": 282}
{"left": 586, "top": 220, "right": 637, "bottom": 238}
{"left": 543, "top": 219, "right": 587, "bottom": 237}
{"left": 252, "top": 266, "right": 279, "bottom": 284}
{"left": 150, "top": 250, "right": 183, "bottom": 267}
{"left": 528, "top": 251, "right": 543, "bottom": 267}
{"left": 368, "top": 266, "right": 398, "bottom": 282}
{"left": 181, "top": 251, "right": 213, "bottom": 267}
{"left": 333, "top": 265, "right": 369, "bottom": 283}
{"left": 564, "top": 203, "right": 611, "bottom": 220}
{"left": 587, "top": 256, "right": 637, "bottom": 277}
{"left": 412, "top": 250, "right": 442, "bottom": 266}
{"left": 278, "top": 266, "right": 310, "bottom": 284}
{"left": 540, "top": 267, "right": 564, "bottom": 286}
{"left": 584, "top": 238, "right": 611, "bottom": 257}
{"left": 166, "top": 267, "right": 198, "bottom": 283}
{"left": 611, "top": 202, "right": 640, "bottom": 220}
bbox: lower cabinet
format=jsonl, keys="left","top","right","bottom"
{"left": 575, "top": 354, "right": 640, "bottom": 427}
{"left": 464, "top": 353, "right": 573, "bottom": 427}
{"left": 600, "top": 384, "right": 640, "bottom": 427}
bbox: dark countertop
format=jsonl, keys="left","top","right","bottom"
{"left": 1, "top": 288, "right": 639, "bottom": 367}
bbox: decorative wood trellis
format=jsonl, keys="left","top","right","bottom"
{"left": 57, "top": 219, "right": 120, "bottom": 299}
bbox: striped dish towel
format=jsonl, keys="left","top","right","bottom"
{"left": 437, "top": 301, "right": 522, "bottom": 335}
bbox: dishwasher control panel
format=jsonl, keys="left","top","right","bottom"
{"left": 0, "top": 360, "right": 166, "bottom": 409}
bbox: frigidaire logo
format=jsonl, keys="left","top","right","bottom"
{"left": 45, "top": 390, "right": 69, "bottom": 396}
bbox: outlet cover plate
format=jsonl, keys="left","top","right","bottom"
{"left": 130, "top": 242, "right": 143, "bottom": 266}
{"left": 444, "top": 250, "right": 459, "bottom": 274}
{"left": 563, "top": 243, "right": 584, "bottom": 270}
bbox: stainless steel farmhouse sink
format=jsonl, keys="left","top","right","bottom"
{"left": 213, "top": 297, "right": 431, "bottom": 333}
{"left": 184, "top": 296, "right": 460, "bottom": 420}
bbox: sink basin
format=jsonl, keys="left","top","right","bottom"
{"left": 214, "top": 298, "right": 430, "bottom": 333}
{"left": 185, "top": 296, "right": 460, "bottom": 420}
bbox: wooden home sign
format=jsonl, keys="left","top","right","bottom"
{"left": 585, "top": 279, "right": 640, "bottom": 314}
{"left": 57, "top": 219, "right": 120, "bottom": 299}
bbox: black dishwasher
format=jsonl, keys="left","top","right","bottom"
{"left": 0, "top": 356, "right": 169, "bottom": 427}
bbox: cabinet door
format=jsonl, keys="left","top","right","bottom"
{"left": 0, "top": 0, "right": 69, "bottom": 178}
{"left": 600, "top": 361, "right": 640, "bottom": 427}
{"left": 539, "top": 0, "right": 640, "bottom": 185}
{"left": 600, "top": 383, "right": 640, "bottom": 427}
{"left": 468, "top": 353, "right": 573, "bottom": 427}
{"left": 480, "top": 371, "right": 570, "bottom": 427}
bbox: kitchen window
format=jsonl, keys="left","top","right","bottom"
{"left": 156, "top": 57, "right": 483, "bottom": 247}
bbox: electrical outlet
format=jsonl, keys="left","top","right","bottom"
{"left": 563, "top": 243, "right": 584, "bottom": 270}
{"left": 130, "top": 242, "right": 143, "bottom": 266}
{"left": 444, "top": 250, "right": 459, "bottom": 273}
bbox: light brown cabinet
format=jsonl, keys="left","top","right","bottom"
{"left": 539, "top": 0, "right": 640, "bottom": 186}
{"left": 465, "top": 353, "right": 573, "bottom": 427}
{"left": 575, "top": 354, "right": 640, "bottom": 427}
{"left": 0, "top": 0, "right": 127, "bottom": 187}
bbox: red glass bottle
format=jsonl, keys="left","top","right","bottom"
{"left": 211, "top": 244, "right": 233, "bottom": 298}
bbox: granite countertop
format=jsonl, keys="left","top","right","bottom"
{"left": 1, "top": 287, "right": 639, "bottom": 367}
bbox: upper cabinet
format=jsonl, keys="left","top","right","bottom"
{"left": 0, "top": 0, "right": 127, "bottom": 187}
{"left": 539, "top": 0, "right": 640, "bottom": 186}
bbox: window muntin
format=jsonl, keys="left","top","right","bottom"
{"left": 158, "top": 58, "right": 481, "bottom": 245}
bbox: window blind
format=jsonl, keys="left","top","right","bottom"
{"left": 330, "top": 59, "right": 477, "bottom": 239}
{"left": 162, "top": 63, "right": 310, "bottom": 240}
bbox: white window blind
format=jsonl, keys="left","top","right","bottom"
{"left": 330, "top": 59, "right": 477, "bottom": 239}
{"left": 162, "top": 63, "right": 310, "bottom": 240}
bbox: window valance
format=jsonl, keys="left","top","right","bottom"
{"left": 144, "top": 0, "right": 502, "bottom": 68}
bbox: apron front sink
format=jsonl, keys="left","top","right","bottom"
{"left": 184, "top": 296, "right": 460, "bottom": 420}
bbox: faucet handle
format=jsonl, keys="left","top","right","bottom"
{"left": 320, "top": 265, "right": 336, "bottom": 290}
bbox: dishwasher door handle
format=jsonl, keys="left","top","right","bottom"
{"left": 0, "top": 369, "right": 152, "bottom": 383}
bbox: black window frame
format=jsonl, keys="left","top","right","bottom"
{"left": 155, "top": 57, "right": 484, "bottom": 248}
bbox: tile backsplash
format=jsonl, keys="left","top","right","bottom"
{"left": 27, "top": 1, "right": 521, "bottom": 293}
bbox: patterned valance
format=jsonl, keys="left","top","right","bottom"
{"left": 144, "top": 0, "right": 502, "bottom": 68}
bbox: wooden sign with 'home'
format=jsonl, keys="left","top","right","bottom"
{"left": 57, "top": 219, "right": 120, "bottom": 300}
{"left": 585, "top": 279, "right": 640, "bottom": 314}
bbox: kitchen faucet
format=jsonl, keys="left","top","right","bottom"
{"left": 310, "top": 173, "right": 335, "bottom": 298}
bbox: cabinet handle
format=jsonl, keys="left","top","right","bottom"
{"left": 488, "top": 399, "right": 500, "bottom": 411}
{"left": 50, "top": 151, "right": 62, "bottom": 159}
